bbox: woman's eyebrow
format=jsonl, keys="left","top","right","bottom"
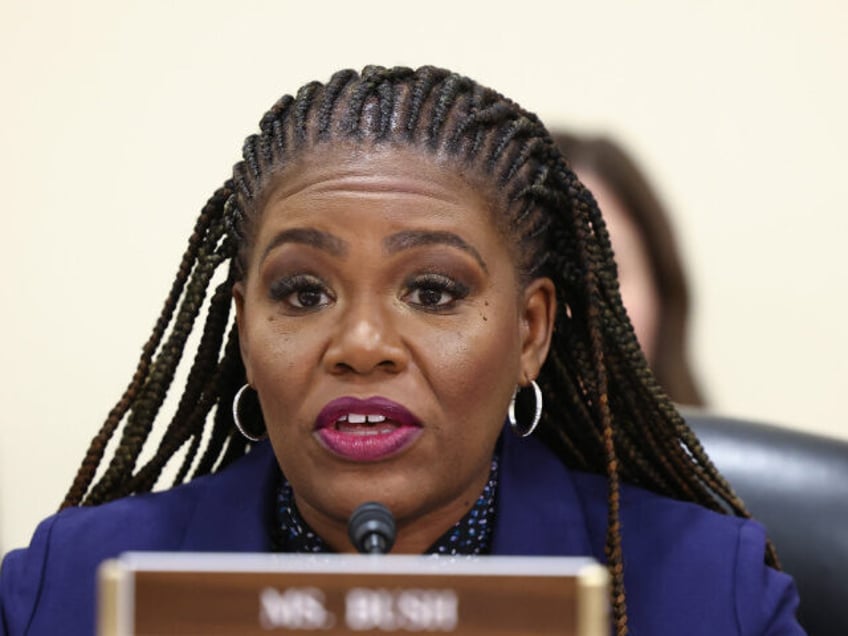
{"left": 384, "top": 230, "right": 488, "bottom": 273}
{"left": 260, "top": 228, "right": 348, "bottom": 262}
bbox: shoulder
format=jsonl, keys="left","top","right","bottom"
{"left": 1, "top": 478, "right": 206, "bottom": 636}
{"left": 0, "top": 491, "right": 182, "bottom": 635}
{"left": 570, "top": 468, "right": 750, "bottom": 552}
{"left": 500, "top": 434, "right": 803, "bottom": 635}
{"left": 0, "top": 442, "right": 277, "bottom": 636}
{"left": 569, "top": 467, "right": 804, "bottom": 635}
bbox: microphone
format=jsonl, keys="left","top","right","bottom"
{"left": 348, "top": 501, "right": 396, "bottom": 554}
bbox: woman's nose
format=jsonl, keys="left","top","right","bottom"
{"left": 323, "top": 299, "right": 408, "bottom": 376}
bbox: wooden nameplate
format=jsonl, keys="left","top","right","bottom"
{"left": 98, "top": 552, "right": 608, "bottom": 635}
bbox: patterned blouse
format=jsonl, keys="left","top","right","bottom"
{"left": 273, "top": 452, "right": 500, "bottom": 556}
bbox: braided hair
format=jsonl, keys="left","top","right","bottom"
{"left": 61, "top": 65, "right": 774, "bottom": 636}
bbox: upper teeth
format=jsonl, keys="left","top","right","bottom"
{"left": 340, "top": 413, "right": 387, "bottom": 424}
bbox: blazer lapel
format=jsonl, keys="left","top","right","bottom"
{"left": 492, "top": 429, "right": 594, "bottom": 557}
{"left": 179, "top": 441, "right": 280, "bottom": 552}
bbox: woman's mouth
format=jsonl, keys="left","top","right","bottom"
{"left": 314, "top": 397, "right": 422, "bottom": 461}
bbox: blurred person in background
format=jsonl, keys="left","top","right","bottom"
{"left": 552, "top": 131, "right": 704, "bottom": 406}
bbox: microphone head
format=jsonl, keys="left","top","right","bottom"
{"left": 348, "top": 501, "right": 396, "bottom": 554}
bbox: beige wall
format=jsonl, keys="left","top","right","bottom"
{"left": 2, "top": 0, "right": 846, "bottom": 553}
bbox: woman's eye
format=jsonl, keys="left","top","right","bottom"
{"left": 269, "top": 274, "right": 333, "bottom": 311}
{"left": 404, "top": 274, "right": 469, "bottom": 310}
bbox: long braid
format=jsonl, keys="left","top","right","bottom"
{"left": 567, "top": 168, "right": 629, "bottom": 633}
{"left": 190, "top": 329, "right": 246, "bottom": 478}
{"left": 126, "top": 270, "right": 240, "bottom": 494}
{"left": 62, "top": 67, "right": 778, "bottom": 631}
{"left": 83, "top": 215, "right": 232, "bottom": 504}
{"left": 61, "top": 185, "right": 233, "bottom": 508}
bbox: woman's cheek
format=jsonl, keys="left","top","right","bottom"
{"left": 431, "top": 319, "right": 516, "bottom": 408}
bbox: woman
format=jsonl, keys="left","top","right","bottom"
{"left": 0, "top": 66, "right": 802, "bottom": 635}
{"left": 551, "top": 131, "right": 705, "bottom": 406}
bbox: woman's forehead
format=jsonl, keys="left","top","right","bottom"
{"left": 263, "top": 144, "right": 486, "bottom": 208}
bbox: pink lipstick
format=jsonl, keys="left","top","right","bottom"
{"left": 314, "top": 396, "right": 422, "bottom": 462}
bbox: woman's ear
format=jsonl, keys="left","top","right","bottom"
{"left": 232, "top": 281, "right": 252, "bottom": 385}
{"left": 518, "top": 277, "right": 557, "bottom": 384}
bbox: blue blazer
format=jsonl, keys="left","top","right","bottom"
{"left": 1, "top": 431, "right": 803, "bottom": 635}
